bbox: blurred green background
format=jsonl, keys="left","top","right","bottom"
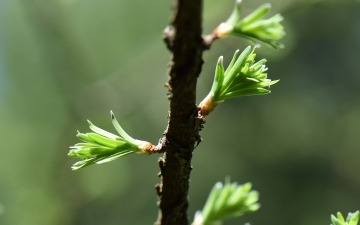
{"left": 0, "top": 0, "right": 359, "bottom": 224}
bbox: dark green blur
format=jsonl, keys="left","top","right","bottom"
{"left": 0, "top": 0, "right": 359, "bottom": 224}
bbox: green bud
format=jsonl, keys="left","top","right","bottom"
{"left": 199, "top": 178, "right": 260, "bottom": 225}
{"left": 215, "top": 0, "right": 285, "bottom": 49}
{"left": 199, "top": 47, "right": 278, "bottom": 116}
{"left": 348, "top": 211, "right": 359, "bottom": 225}
{"left": 68, "top": 111, "right": 152, "bottom": 170}
{"left": 331, "top": 211, "right": 359, "bottom": 225}
{"left": 235, "top": 13, "right": 285, "bottom": 48}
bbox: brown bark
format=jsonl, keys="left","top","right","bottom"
{"left": 154, "top": 0, "right": 206, "bottom": 224}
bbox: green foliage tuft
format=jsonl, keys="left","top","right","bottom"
{"left": 199, "top": 46, "right": 278, "bottom": 116}
{"left": 212, "top": 46, "right": 277, "bottom": 102}
{"left": 68, "top": 111, "right": 147, "bottom": 170}
{"left": 193, "top": 178, "right": 260, "bottom": 225}
{"left": 331, "top": 211, "right": 359, "bottom": 225}
{"left": 215, "top": 0, "right": 285, "bottom": 49}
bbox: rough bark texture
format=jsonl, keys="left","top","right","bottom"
{"left": 155, "top": 0, "right": 205, "bottom": 224}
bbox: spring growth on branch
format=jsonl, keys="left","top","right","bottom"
{"left": 331, "top": 211, "right": 359, "bottom": 225}
{"left": 213, "top": 0, "right": 285, "bottom": 49}
{"left": 192, "top": 178, "right": 260, "bottom": 225}
{"left": 68, "top": 111, "right": 154, "bottom": 170}
{"left": 199, "top": 46, "right": 278, "bottom": 116}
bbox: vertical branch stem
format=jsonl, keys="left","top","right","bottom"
{"left": 155, "top": 0, "right": 205, "bottom": 224}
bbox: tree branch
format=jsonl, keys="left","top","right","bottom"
{"left": 155, "top": 0, "right": 206, "bottom": 224}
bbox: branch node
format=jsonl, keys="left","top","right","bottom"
{"left": 163, "top": 26, "right": 176, "bottom": 51}
{"left": 203, "top": 34, "right": 217, "bottom": 49}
